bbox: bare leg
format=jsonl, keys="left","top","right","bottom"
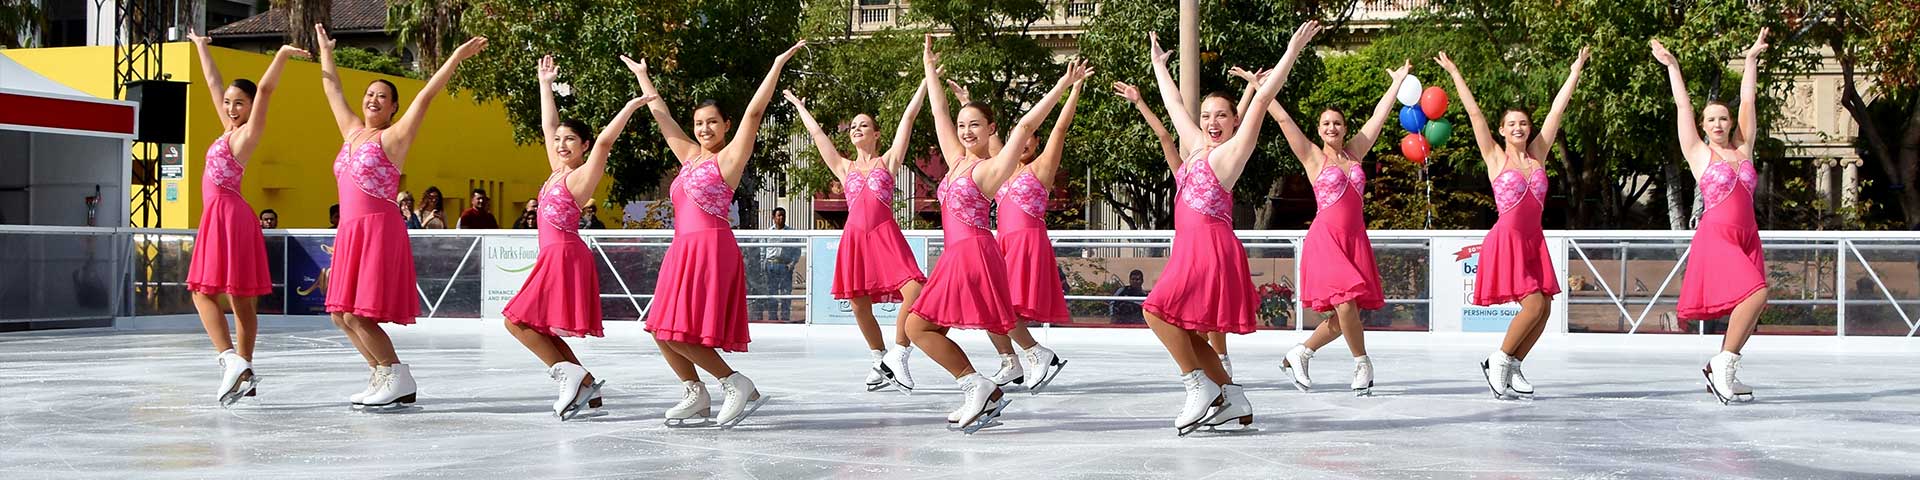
{"left": 1334, "top": 301, "right": 1367, "bottom": 357}
{"left": 1301, "top": 313, "right": 1341, "bottom": 351}
{"left": 193, "top": 292, "right": 233, "bottom": 353}
{"left": 1145, "top": 312, "right": 1232, "bottom": 385}
{"left": 505, "top": 318, "right": 568, "bottom": 366}
{"left": 344, "top": 314, "right": 399, "bottom": 365}
{"left": 331, "top": 312, "right": 376, "bottom": 366}
{"left": 1206, "top": 331, "right": 1228, "bottom": 356}
{"left": 904, "top": 313, "right": 974, "bottom": 378}
{"left": 1515, "top": 304, "right": 1551, "bottom": 359}
{"left": 1502, "top": 293, "right": 1548, "bottom": 360}
{"left": 552, "top": 336, "right": 582, "bottom": 366}
{"left": 230, "top": 295, "right": 259, "bottom": 361}
{"left": 850, "top": 296, "right": 886, "bottom": 351}
{"left": 664, "top": 341, "right": 736, "bottom": 379}
{"left": 1721, "top": 288, "right": 1769, "bottom": 354}
{"left": 655, "top": 338, "right": 701, "bottom": 382}
{"left": 890, "top": 280, "right": 925, "bottom": 347}
{"left": 988, "top": 320, "right": 1041, "bottom": 354}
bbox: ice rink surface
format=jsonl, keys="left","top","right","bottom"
{"left": 3, "top": 321, "right": 1918, "bottom": 479}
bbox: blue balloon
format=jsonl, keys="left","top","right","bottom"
{"left": 1399, "top": 105, "right": 1428, "bottom": 132}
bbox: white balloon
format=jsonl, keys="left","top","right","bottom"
{"left": 1397, "top": 74, "right": 1423, "bottom": 107}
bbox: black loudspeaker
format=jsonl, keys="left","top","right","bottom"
{"left": 124, "top": 80, "right": 187, "bottom": 144}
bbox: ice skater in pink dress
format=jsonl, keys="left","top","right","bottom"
{"left": 978, "top": 79, "right": 1080, "bottom": 394}
{"left": 784, "top": 78, "right": 931, "bottom": 393}
{"left": 1140, "top": 22, "right": 1320, "bottom": 436}
{"left": 1435, "top": 46, "right": 1587, "bottom": 399}
{"left": 1653, "top": 29, "right": 1772, "bottom": 404}
{"left": 619, "top": 40, "right": 804, "bottom": 429}
{"left": 1110, "top": 79, "right": 1256, "bottom": 377}
{"left": 916, "top": 35, "right": 1089, "bottom": 433}
{"left": 315, "top": 24, "right": 488, "bottom": 410}
{"left": 1237, "top": 62, "right": 1411, "bottom": 395}
{"left": 182, "top": 30, "right": 304, "bottom": 407}
{"left": 502, "top": 55, "right": 652, "bottom": 420}
{"left": 939, "top": 78, "right": 1080, "bottom": 393}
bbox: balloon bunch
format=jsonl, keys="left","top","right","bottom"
{"left": 1394, "top": 75, "right": 1452, "bottom": 165}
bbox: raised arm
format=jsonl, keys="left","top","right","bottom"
{"left": 1737, "top": 28, "right": 1768, "bottom": 157}
{"left": 537, "top": 55, "right": 563, "bottom": 171}
{"left": 1435, "top": 51, "right": 1499, "bottom": 165}
{"left": 982, "top": 61, "right": 1092, "bottom": 192}
{"left": 1651, "top": 39, "right": 1706, "bottom": 171}
{"left": 313, "top": 24, "right": 361, "bottom": 137}
{"left": 1114, "top": 81, "right": 1183, "bottom": 170}
{"left": 567, "top": 96, "right": 653, "bottom": 204}
{"left": 882, "top": 78, "right": 929, "bottom": 170}
{"left": 1031, "top": 79, "right": 1082, "bottom": 188}
{"left": 386, "top": 36, "right": 489, "bottom": 158}
{"left": 1214, "top": 21, "right": 1322, "bottom": 186}
{"left": 1349, "top": 61, "right": 1413, "bottom": 159}
{"left": 718, "top": 39, "right": 807, "bottom": 182}
{"left": 185, "top": 30, "right": 231, "bottom": 130}
{"left": 1529, "top": 47, "right": 1588, "bottom": 160}
{"left": 783, "top": 89, "right": 849, "bottom": 179}
{"left": 1148, "top": 32, "right": 1204, "bottom": 155}
{"left": 923, "top": 35, "right": 964, "bottom": 167}
{"left": 236, "top": 45, "right": 307, "bottom": 147}
{"left": 1234, "top": 66, "right": 1316, "bottom": 167}
{"left": 1232, "top": 67, "right": 1262, "bottom": 118}
{"left": 621, "top": 54, "right": 696, "bottom": 162}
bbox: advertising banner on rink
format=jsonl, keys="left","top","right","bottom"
{"left": 480, "top": 235, "right": 541, "bottom": 317}
{"left": 807, "top": 235, "right": 931, "bottom": 325}
{"left": 1430, "top": 236, "right": 1569, "bottom": 333}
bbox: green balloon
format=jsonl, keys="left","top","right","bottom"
{"left": 1423, "top": 118, "right": 1453, "bottom": 148}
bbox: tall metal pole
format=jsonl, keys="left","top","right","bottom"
{"left": 1179, "top": 0, "right": 1199, "bottom": 117}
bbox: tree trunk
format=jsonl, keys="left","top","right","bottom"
{"left": 283, "top": 0, "right": 330, "bottom": 53}
{"left": 1663, "top": 161, "right": 1688, "bottom": 230}
{"left": 1253, "top": 178, "right": 1284, "bottom": 229}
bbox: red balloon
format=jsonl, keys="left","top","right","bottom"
{"left": 1401, "top": 133, "right": 1431, "bottom": 165}
{"left": 1420, "top": 86, "right": 1449, "bottom": 120}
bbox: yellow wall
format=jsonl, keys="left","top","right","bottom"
{"left": 4, "top": 44, "right": 616, "bottom": 229}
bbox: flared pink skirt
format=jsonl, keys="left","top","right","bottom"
{"left": 1677, "top": 221, "right": 1766, "bottom": 320}
{"left": 1143, "top": 224, "right": 1258, "bottom": 334}
{"left": 504, "top": 239, "right": 604, "bottom": 337}
{"left": 908, "top": 235, "right": 1018, "bottom": 334}
{"left": 832, "top": 221, "right": 925, "bottom": 303}
{"left": 998, "top": 228, "right": 1070, "bottom": 323}
{"left": 1299, "top": 221, "right": 1385, "bottom": 312}
{"left": 325, "top": 212, "right": 421, "bottom": 324}
{"left": 644, "top": 228, "right": 751, "bottom": 352}
{"left": 187, "top": 194, "right": 272, "bottom": 297}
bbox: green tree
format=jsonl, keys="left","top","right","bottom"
{"left": 457, "top": 0, "right": 803, "bottom": 219}
{"left": 1815, "top": 0, "right": 1920, "bottom": 228}
{"left": 0, "top": 0, "right": 45, "bottom": 49}
{"left": 387, "top": 0, "right": 469, "bottom": 71}
{"left": 271, "top": 0, "right": 331, "bottom": 53}
{"left": 1366, "top": 0, "right": 1818, "bottom": 230}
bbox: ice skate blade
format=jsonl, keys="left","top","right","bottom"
{"left": 559, "top": 380, "right": 606, "bottom": 422}
{"left": 717, "top": 394, "right": 769, "bottom": 430}
{"left": 664, "top": 412, "right": 714, "bottom": 428}
{"left": 1201, "top": 420, "right": 1258, "bottom": 434}
{"left": 1480, "top": 360, "right": 1510, "bottom": 399}
{"left": 950, "top": 397, "right": 1010, "bottom": 434}
{"left": 865, "top": 380, "right": 889, "bottom": 392}
{"left": 992, "top": 375, "right": 1024, "bottom": 388}
{"left": 1353, "top": 386, "right": 1373, "bottom": 397}
{"left": 1027, "top": 358, "right": 1067, "bottom": 395}
{"left": 1702, "top": 368, "right": 1736, "bottom": 406}
{"left": 219, "top": 376, "right": 260, "bottom": 408}
{"left": 361, "top": 393, "right": 417, "bottom": 413}
{"left": 1282, "top": 363, "right": 1310, "bottom": 392}
{"left": 877, "top": 365, "right": 914, "bottom": 396}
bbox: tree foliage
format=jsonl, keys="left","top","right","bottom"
{"left": 457, "top": 0, "right": 802, "bottom": 220}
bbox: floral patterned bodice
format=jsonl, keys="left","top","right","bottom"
{"left": 538, "top": 169, "right": 581, "bottom": 233}
{"left": 1492, "top": 161, "right": 1548, "bottom": 215}
{"left": 995, "top": 169, "right": 1048, "bottom": 221}
{"left": 1699, "top": 154, "right": 1757, "bottom": 214}
{"left": 937, "top": 159, "right": 994, "bottom": 230}
{"left": 844, "top": 164, "right": 896, "bottom": 205}
{"left": 1312, "top": 157, "right": 1365, "bottom": 211}
{"left": 671, "top": 156, "right": 733, "bottom": 220}
{"left": 332, "top": 131, "right": 400, "bottom": 205}
{"left": 204, "top": 132, "right": 244, "bottom": 194}
{"left": 1175, "top": 148, "right": 1232, "bottom": 222}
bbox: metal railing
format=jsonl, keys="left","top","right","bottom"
{"left": 3, "top": 225, "right": 1916, "bottom": 337}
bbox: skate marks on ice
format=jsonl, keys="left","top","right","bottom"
{"left": 1, "top": 326, "right": 1919, "bottom": 478}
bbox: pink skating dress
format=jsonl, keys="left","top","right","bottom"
{"left": 644, "top": 156, "right": 751, "bottom": 352}
{"left": 995, "top": 168, "right": 1071, "bottom": 323}
{"left": 906, "top": 159, "right": 1018, "bottom": 334}
{"left": 1299, "top": 156, "right": 1386, "bottom": 312}
{"left": 503, "top": 168, "right": 603, "bottom": 337}
{"left": 187, "top": 131, "right": 273, "bottom": 297}
{"left": 831, "top": 162, "right": 926, "bottom": 303}
{"left": 1142, "top": 148, "right": 1258, "bottom": 334}
{"left": 326, "top": 130, "right": 421, "bottom": 324}
{"left": 1472, "top": 158, "right": 1561, "bottom": 306}
{"left": 1678, "top": 152, "right": 1766, "bottom": 319}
